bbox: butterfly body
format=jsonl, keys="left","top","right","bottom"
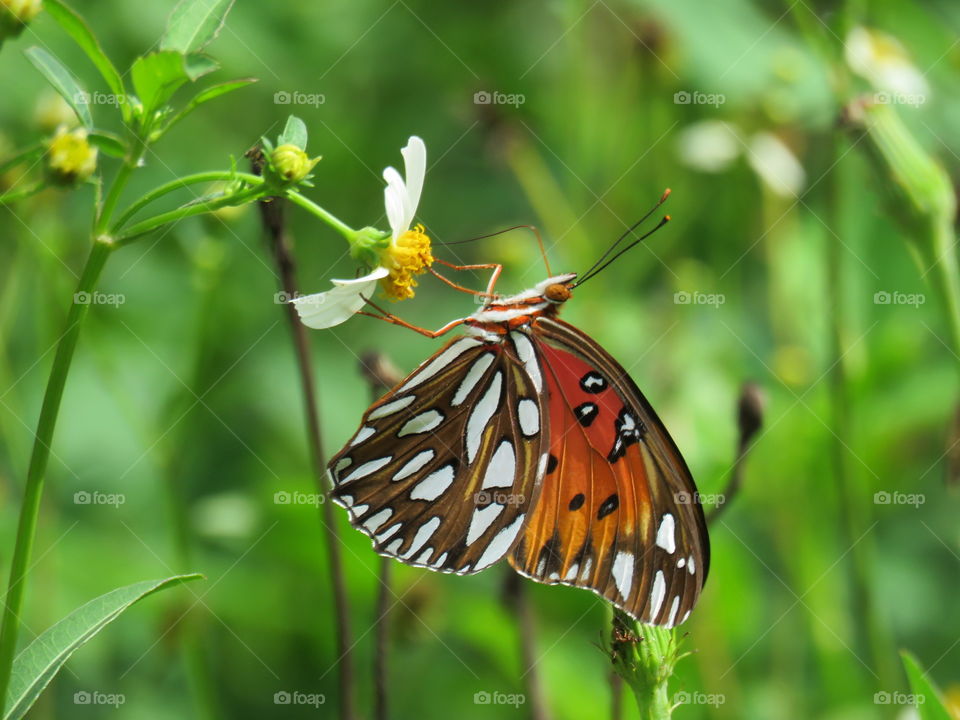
{"left": 329, "top": 273, "right": 708, "bottom": 626}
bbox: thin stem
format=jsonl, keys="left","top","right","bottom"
{"left": 0, "top": 182, "right": 46, "bottom": 205}
{"left": 115, "top": 185, "right": 264, "bottom": 246}
{"left": 0, "top": 236, "right": 114, "bottom": 711}
{"left": 611, "top": 611, "right": 676, "bottom": 720}
{"left": 285, "top": 190, "right": 356, "bottom": 241}
{"left": 374, "top": 558, "right": 391, "bottom": 720}
{"left": 503, "top": 573, "right": 552, "bottom": 720}
{"left": 255, "top": 189, "right": 357, "bottom": 720}
{"left": 112, "top": 171, "right": 264, "bottom": 231}
{"left": 96, "top": 161, "right": 135, "bottom": 234}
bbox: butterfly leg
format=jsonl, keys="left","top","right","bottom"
{"left": 357, "top": 299, "right": 466, "bottom": 338}
{"left": 430, "top": 260, "right": 503, "bottom": 299}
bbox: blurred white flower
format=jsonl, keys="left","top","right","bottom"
{"left": 746, "top": 132, "right": 805, "bottom": 198}
{"left": 845, "top": 26, "right": 929, "bottom": 97}
{"left": 677, "top": 121, "right": 741, "bottom": 173}
{"left": 293, "top": 136, "right": 430, "bottom": 328}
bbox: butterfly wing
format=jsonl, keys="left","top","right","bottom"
{"left": 328, "top": 335, "right": 550, "bottom": 574}
{"left": 508, "top": 317, "right": 709, "bottom": 626}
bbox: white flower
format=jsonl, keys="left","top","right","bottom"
{"left": 746, "top": 132, "right": 805, "bottom": 198}
{"left": 292, "top": 136, "right": 429, "bottom": 328}
{"left": 845, "top": 26, "right": 929, "bottom": 98}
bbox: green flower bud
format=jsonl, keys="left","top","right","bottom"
{"left": 0, "top": 0, "right": 43, "bottom": 40}
{"left": 611, "top": 612, "right": 682, "bottom": 719}
{"left": 348, "top": 225, "right": 391, "bottom": 267}
{"left": 45, "top": 126, "right": 98, "bottom": 186}
{"left": 269, "top": 143, "right": 320, "bottom": 184}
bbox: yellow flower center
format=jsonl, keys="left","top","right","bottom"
{"left": 380, "top": 224, "right": 433, "bottom": 301}
{"left": 46, "top": 126, "right": 97, "bottom": 185}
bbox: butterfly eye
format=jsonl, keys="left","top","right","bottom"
{"left": 544, "top": 284, "right": 571, "bottom": 303}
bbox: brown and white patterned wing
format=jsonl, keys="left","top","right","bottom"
{"left": 328, "top": 335, "right": 549, "bottom": 574}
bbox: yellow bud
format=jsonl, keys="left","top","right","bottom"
{"left": 0, "top": 0, "right": 43, "bottom": 39}
{"left": 270, "top": 144, "right": 320, "bottom": 184}
{"left": 45, "top": 126, "right": 98, "bottom": 186}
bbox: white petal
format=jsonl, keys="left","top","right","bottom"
{"left": 382, "top": 167, "right": 407, "bottom": 239}
{"left": 291, "top": 267, "right": 388, "bottom": 329}
{"left": 400, "top": 136, "right": 426, "bottom": 229}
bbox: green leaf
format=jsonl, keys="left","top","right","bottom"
{"left": 184, "top": 52, "right": 219, "bottom": 81}
{"left": 87, "top": 130, "right": 128, "bottom": 158}
{"left": 43, "top": 0, "right": 129, "bottom": 122}
{"left": 161, "top": 0, "right": 236, "bottom": 54}
{"left": 23, "top": 47, "right": 92, "bottom": 128}
{"left": 278, "top": 115, "right": 307, "bottom": 150}
{"left": 162, "top": 77, "right": 256, "bottom": 134}
{"left": 900, "top": 651, "right": 952, "bottom": 720}
{"left": 3, "top": 574, "right": 202, "bottom": 720}
{"left": 131, "top": 51, "right": 190, "bottom": 117}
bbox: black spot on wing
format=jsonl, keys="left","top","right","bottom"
{"left": 574, "top": 402, "right": 599, "bottom": 427}
{"left": 579, "top": 371, "right": 608, "bottom": 394}
{"left": 597, "top": 493, "right": 619, "bottom": 520}
{"left": 568, "top": 493, "right": 585, "bottom": 511}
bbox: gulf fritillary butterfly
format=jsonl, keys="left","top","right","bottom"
{"left": 328, "top": 217, "right": 709, "bottom": 627}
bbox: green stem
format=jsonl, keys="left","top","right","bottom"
{"left": 611, "top": 611, "right": 678, "bottom": 720}
{"left": 112, "top": 171, "right": 264, "bottom": 231}
{"left": 0, "top": 235, "right": 114, "bottom": 711}
{"left": 96, "top": 161, "right": 135, "bottom": 234}
{"left": 0, "top": 182, "right": 46, "bottom": 204}
{"left": 115, "top": 185, "right": 265, "bottom": 246}
{"left": 285, "top": 190, "right": 356, "bottom": 240}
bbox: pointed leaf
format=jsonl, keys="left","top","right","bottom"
{"left": 131, "top": 51, "right": 190, "bottom": 117}
{"left": 87, "top": 130, "right": 128, "bottom": 159}
{"left": 184, "top": 52, "right": 219, "bottom": 81}
{"left": 23, "top": 47, "right": 92, "bottom": 127}
{"left": 161, "top": 0, "right": 236, "bottom": 54}
{"left": 3, "top": 574, "right": 202, "bottom": 720}
{"left": 43, "top": 0, "right": 128, "bottom": 122}
{"left": 162, "top": 78, "right": 256, "bottom": 134}
{"left": 900, "top": 651, "right": 952, "bottom": 720}
{"left": 278, "top": 115, "right": 307, "bottom": 150}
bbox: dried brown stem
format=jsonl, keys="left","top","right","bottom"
{"left": 503, "top": 573, "right": 552, "bottom": 720}
{"left": 708, "top": 381, "right": 765, "bottom": 524}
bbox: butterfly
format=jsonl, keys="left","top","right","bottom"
{"left": 328, "top": 213, "right": 709, "bottom": 627}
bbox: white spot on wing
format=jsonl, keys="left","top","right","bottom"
{"left": 474, "top": 514, "right": 525, "bottom": 570}
{"left": 362, "top": 508, "right": 392, "bottom": 534}
{"left": 579, "top": 557, "right": 594, "bottom": 581}
{"left": 393, "top": 450, "right": 434, "bottom": 482}
{"left": 410, "top": 465, "right": 455, "bottom": 501}
{"left": 352, "top": 503, "right": 369, "bottom": 517}
{"left": 677, "top": 557, "right": 686, "bottom": 569}
{"left": 415, "top": 547, "right": 434, "bottom": 564}
{"left": 351, "top": 426, "right": 376, "bottom": 446}
{"left": 398, "top": 410, "right": 444, "bottom": 436}
{"left": 687, "top": 555, "right": 696, "bottom": 575}
{"left": 334, "top": 457, "right": 351, "bottom": 473}
{"left": 656, "top": 514, "right": 676, "bottom": 554}
{"left": 466, "top": 372, "right": 503, "bottom": 463}
{"left": 368, "top": 395, "right": 416, "bottom": 419}
{"left": 666, "top": 596, "right": 680, "bottom": 627}
{"left": 510, "top": 332, "right": 541, "bottom": 392}
{"left": 563, "top": 563, "right": 579, "bottom": 581}
{"left": 403, "top": 516, "right": 441, "bottom": 558}
{"left": 613, "top": 551, "right": 634, "bottom": 601}
{"left": 401, "top": 337, "right": 481, "bottom": 391}
{"left": 376, "top": 522, "right": 402, "bottom": 542}
{"left": 648, "top": 570, "right": 666, "bottom": 622}
{"left": 481, "top": 440, "right": 515, "bottom": 490}
{"left": 341, "top": 456, "right": 392, "bottom": 484}
{"left": 466, "top": 503, "right": 504, "bottom": 545}
{"left": 384, "top": 538, "right": 403, "bottom": 554}
{"left": 680, "top": 610, "right": 691, "bottom": 625}
{"left": 517, "top": 398, "right": 539, "bottom": 436}
{"left": 451, "top": 353, "right": 495, "bottom": 406}
{"left": 432, "top": 551, "right": 449, "bottom": 568}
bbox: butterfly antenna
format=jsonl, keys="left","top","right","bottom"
{"left": 573, "top": 189, "right": 671, "bottom": 286}
{"left": 573, "top": 215, "right": 671, "bottom": 288}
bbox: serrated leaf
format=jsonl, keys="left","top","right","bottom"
{"left": 87, "top": 130, "right": 127, "bottom": 158}
{"left": 184, "top": 52, "right": 219, "bottom": 81}
{"left": 161, "top": 0, "right": 236, "bottom": 54}
{"left": 23, "top": 47, "right": 92, "bottom": 127}
{"left": 131, "top": 51, "right": 189, "bottom": 118}
{"left": 901, "top": 651, "right": 952, "bottom": 720}
{"left": 3, "top": 574, "right": 202, "bottom": 720}
{"left": 278, "top": 115, "right": 307, "bottom": 150}
{"left": 43, "top": 0, "right": 129, "bottom": 122}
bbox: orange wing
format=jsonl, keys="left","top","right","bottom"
{"left": 509, "top": 317, "right": 709, "bottom": 626}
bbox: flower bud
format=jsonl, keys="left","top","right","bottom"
{"left": 0, "top": 0, "right": 43, "bottom": 40}
{"left": 348, "top": 225, "right": 390, "bottom": 267}
{"left": 269, "top": 143, "right": 320, "bottom": 184}
{"left": 45, "top": 126, "right": 98, "bottom": 186}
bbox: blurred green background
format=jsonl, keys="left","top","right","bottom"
{"left": 1, "top": 0, "right": 959, "bottom": 718}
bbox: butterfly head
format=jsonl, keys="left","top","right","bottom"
{"left": 544, "top": 282, "right": 573, "bottom": 305}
